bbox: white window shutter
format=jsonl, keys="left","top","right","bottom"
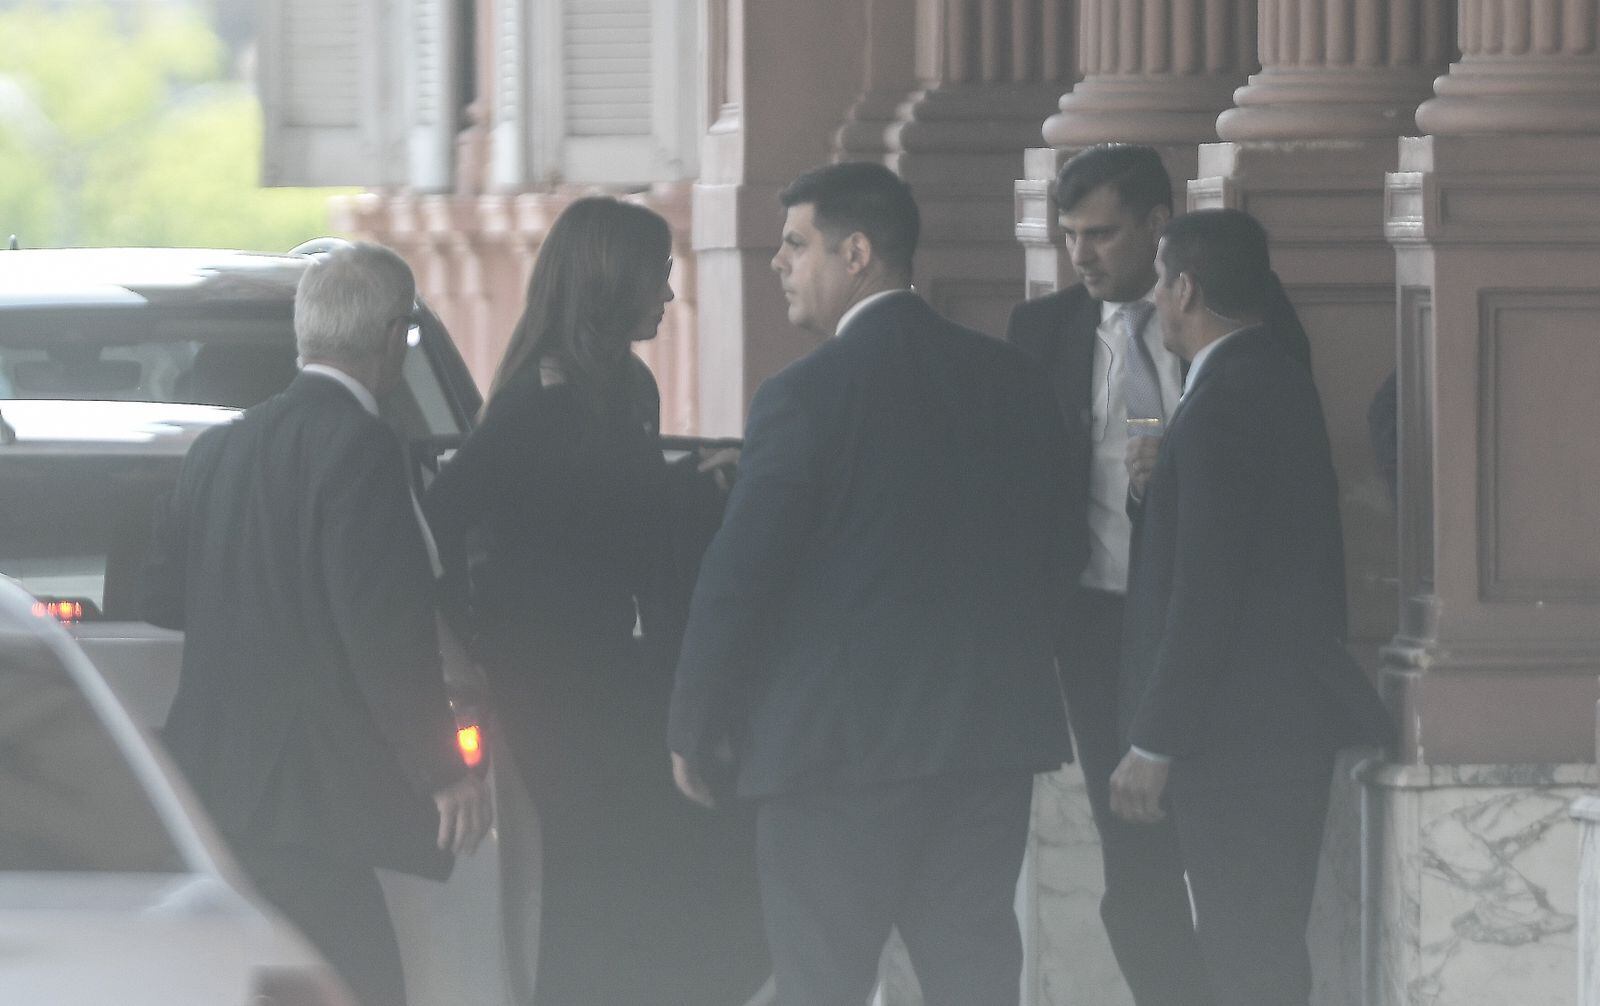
{"left": 489, "top": 0, "right": 533, "bottom": 188}
{"left": 259, "top": 0, "right": 407, "bottom": 187}
{"left": 564, "top": 0, "right": 652, "bottom": 138}
{"left": 509, "top": 0, "right": 700, "bottom": 186}
{"left": 406, "top": 0, "right": 457, "bottom": 191}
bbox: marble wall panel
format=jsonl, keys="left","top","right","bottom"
{"left": 1370, "top": 764, "right": 1598, "bottom": 1006}
{"left": 1574, "top": 795, "right": 1600, "bottom": 1006}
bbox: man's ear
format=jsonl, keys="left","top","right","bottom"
{"left": 1175, "top": 271, "right": 1200, "bottom": 314}
{"left": 1145, "top": 203, "right": 1171, "bottom": 237}
{"left": 385, "top": 316, "right": 410, "bottom": 363}
{"left": 840, "top": 231, "right": 873, "bottom": 275}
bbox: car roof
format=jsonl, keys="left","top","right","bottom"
{"left": 0, "top": 248, "right": 306, "bottom": 309}
{"left": 0, "top": 400, "right": 238, "bottom": 455}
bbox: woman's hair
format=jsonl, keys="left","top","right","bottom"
{"left": 488, "top": 197, "right": 673, "bottom": 412}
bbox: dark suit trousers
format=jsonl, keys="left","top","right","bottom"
{"left": 755, "top": 772, "right": 1033, "bottom": 1006}
{"left": 1062, "top": 589, "right": 1211, "bottom": 1006}
{"left": 1168, "top": 759, "right": 1334, "bottom": 1006}
{"left": 237, "top": 843, "right": 405, "bottom": 1006}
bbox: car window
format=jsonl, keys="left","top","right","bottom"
{"left": 0, "top": 631, "right": 184, "bottom": 872}
{"left": 0, "top": 303, "right": 473, "bottom": 437}
{"left": 386, "top": 323, "right": 464, "bottom": 437}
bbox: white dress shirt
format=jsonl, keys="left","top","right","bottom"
{"left": 1080, "top": 288, "right": 1184, "bottom": 594}
{"left": 300, "top": 364, "right": 442, "bottom": 579}
{"left": 1180, "top": 325, "right": 1251, "bottom": 399}
{"left": 835, "top": 288, "right": 913, "bottom": 337}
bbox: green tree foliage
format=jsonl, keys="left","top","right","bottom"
{"left": 0, "top": 3, "right": 347, "bottom": 250}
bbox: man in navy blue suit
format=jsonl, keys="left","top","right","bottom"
{"left": 668, "top": 162, "right": 1075, "bottom": 1006}
{"left": 1112, "top": 209, "right": 1391, "bottom": 1005}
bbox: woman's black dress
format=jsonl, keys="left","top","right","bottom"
{"left": 424, "top": 359, "right": 764, "bottom": 1006}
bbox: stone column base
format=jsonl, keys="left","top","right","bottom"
{"left": 1362, "top": 763, "right": 1599, "bottom": 1005}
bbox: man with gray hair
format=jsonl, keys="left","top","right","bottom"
{"left": 144, "top": 242, "right": 490, "bottom": 1005}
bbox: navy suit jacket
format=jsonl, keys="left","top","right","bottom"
{"left": 1120, "top": 325, "right": 1393, "bottom": 782}
{"left": 668, "top": 292, "right": 1075, "bottom": 798}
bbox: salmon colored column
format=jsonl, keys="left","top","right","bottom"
{"left": 1372, "top": 5, "right": 1600, "bottom": 1004}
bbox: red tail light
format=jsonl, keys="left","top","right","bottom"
{"left": 457, "top": 723, "right": 483, "bottom": 768}
{"left": 31, "top": 599, "right": 85, "bottom": 623}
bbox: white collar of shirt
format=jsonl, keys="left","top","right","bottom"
{"left": 1183, "top": 326, "right": 1251, "bottom": 397}
{"left": 1099, "top": 283, "right": 1158, "bottom": 326}
{"left": 835, "top": 287, "right": 912, "bottom": 337}
{"left": 301, "top": 363, "right": 379, "bottom": 417}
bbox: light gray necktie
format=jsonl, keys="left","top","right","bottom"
{"left": 1119, "top": 301, "right": 1165, "bottom": 426}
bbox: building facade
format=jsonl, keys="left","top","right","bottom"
{"left": 261, "top": 2, "right": 1600, "bottom": 1003}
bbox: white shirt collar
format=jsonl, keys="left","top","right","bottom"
{"left": 1183, "top": 326, "right": 1251, "bottom": 396}
{"left": 301, "top": 363, "right": 380, "bottom": 416}
{"left": 1099, "top": 282, "right": 1158, "bottom": 325}
{"left": 835, "top": 287, "right": 912, "bottom": 337}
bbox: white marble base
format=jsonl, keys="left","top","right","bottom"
{"left": 1567, "top": 794, "right": 1600, "bottom": 1006}
{"left": 1023, "top": 763, "right": 1135, "bottom": 1006}
{"left": 1020, "top": 754, "right": 1370, "bottom": 1006}
{"left": 1364, "top": 763, "right": 1599, "bottom": 1006}
{"left": 876, "top": 753, "right": 1375, "bottom": 1006}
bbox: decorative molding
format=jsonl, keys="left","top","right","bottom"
{"left": 1185, "top": 174, "right": 1235, "bottom": 211}
{"left": 1478, "top": 288, "right": 1600, "bottom": 603}
{"left": 1383, "top": 170, "right": 1433, "bottom": 243}
{"left": 1398, "top": 284, "right": 1434, "bottom": 606}
{"left": 1013, "top": 177, "right": 1056, "bottom": 246}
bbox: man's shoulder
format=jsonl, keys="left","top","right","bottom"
{"left": 1005, "top": 284, "right": 1095, "bottom": 357}
{"left": 1212, "top": 327, "right": 1312, "bottom": 389}
{"left": 226, "top": 376, "right": 391, "bottom": 469}
{"left": 1008, "top": 283, "right": 1091, "bottom": 326}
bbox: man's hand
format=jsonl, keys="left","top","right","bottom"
{"left": 1125, "top": 434, "right": 1162, "bottom": 499}
{"left": 696, "top": 446, "right": 741, "bottom": 494}
{"left": 1109, "top": 749, "right": 1170, "bottom": 824}
{"left": 671, "top": 751, "right": 716, "bottom": 809}
{"left": 433, "top": 773, "right": 492, "bottom": 854}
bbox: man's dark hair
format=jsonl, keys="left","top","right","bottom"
{"left": 1055, "top": 143, "right": 1173, "bottom": 217}
{"left": 779, "top": 162, "right": 920, "bottom": 275}
{"left": 1158, "top": 209, "right": 1272, "bottom": 319}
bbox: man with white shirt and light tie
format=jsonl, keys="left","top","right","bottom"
{"left": 1004, "top": 144, "right": 1309, "bottom": 1006}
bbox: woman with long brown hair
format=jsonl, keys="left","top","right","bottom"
{"left": 424, "top": 197, "right": 761, "bottom": 1005}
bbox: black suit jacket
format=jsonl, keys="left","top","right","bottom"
{"left": 1120, "top": 326, "right": 1393, "bottom": 782}
{"left": 1004, "top": 276, "right": 1312, "bottom": 663}
{"left": 143, "top": 373, "right": 465, "bottom": 878}
{"left": 668, "top": 292, "right": 1075, "bottom": 799}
